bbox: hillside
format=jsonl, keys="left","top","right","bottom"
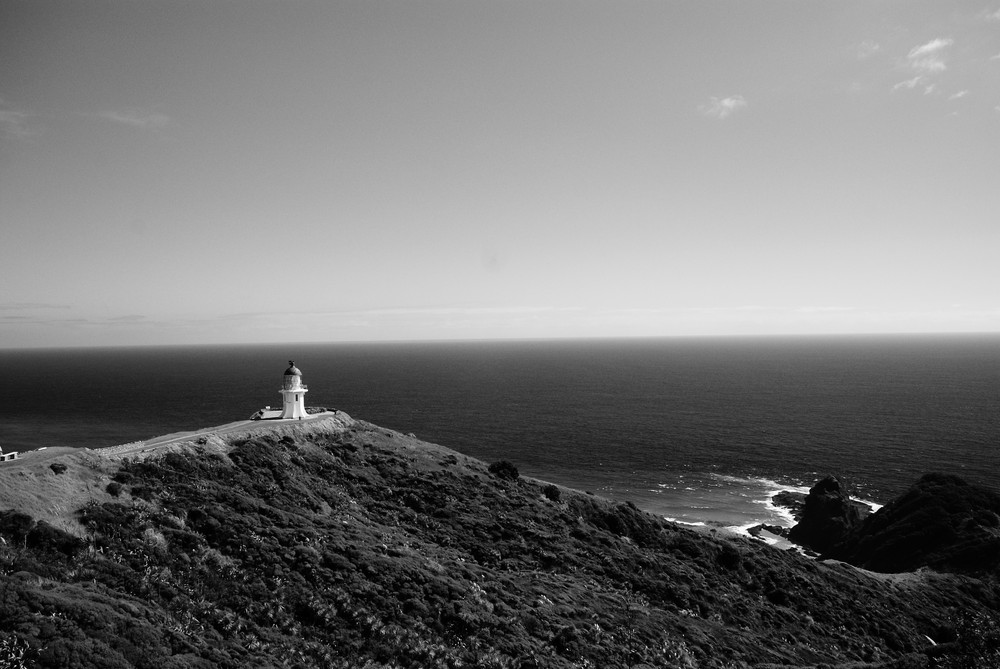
{"left": 1, "top": 416, "right": 998, "bottom": 668}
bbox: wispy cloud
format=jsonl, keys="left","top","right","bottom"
{"left": 891, "top": 37, "right": 953, "bottom": 94}
{"left": 908, "top": 80, "right": 941, "bottom": 96}
{"left": 0, "top": 100, "right": 33, "bottom": 139}
{"left": 700, "top": 95, "right": 748, "bottom": 120}
{"left": 982, "top": 8, "right": 1000, "bottom": 22}
{"left": 856, "top": 40, "right": 881, "bottom": 60}
{"left": 98, "top": 109, "right": 170, "bottom": 129}
{"left": 794, "top": 306, "right": 857, "bottom": 314}
{"left": 892, "top": 76, "right": 923, "bottom": 92}
{"left": 907, "top": 37, "right": 953, "bottom": 74}
{"left": 0, "top": 302, "right": 70, "bottom": 311}
{"left": 353, "top": 306, "right": 579, "bottom": 317}
{"left": 948, "top": 90, "right": 969, "bottom": 100}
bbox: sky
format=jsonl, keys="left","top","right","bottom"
{"left": 1, "top": 0, "right": 999, "bottom": 348}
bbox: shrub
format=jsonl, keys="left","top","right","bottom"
{"left": 488, "top": 461, "right": 519, "bottom": 482}
{"left": 0, "top": 510, "right": 35, "bottom": 543}
{"left": 0, "top": 634, "right": 31, "bottom": 669}
{"left": 717, "top": 544, "right": 741, "bottom": 570}
{"left": 26, "top": 521, "right": 85, "bottom": 555}
{"left": 106, "top": 482, "right": 123, "bottom": 497}
{"left": 543, "top": 484, "right": 561, "bottom": 502}
{"left": 764, "top": 586, "right": 789, "bottom": 606}
{"left": 938, "top": 611, "right": 1000, "bottom": 668}
{"left": 49, "top": 462, "right": 68, "bottom": 475}
{"left": 130, "top": 485, "right": 155, "bottom": 502}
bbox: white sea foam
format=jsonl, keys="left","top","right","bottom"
{"left": 665, "top": 518, "right": 707, "bottom": 527}
{"left": 645, "top": 471, "right": 875, "bottom": 540}
{"left": 859, "top": 498, "right": 884, "bottom": 512}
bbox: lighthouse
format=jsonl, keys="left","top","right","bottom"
{"left": 280, "top": 361, "right": 308, "bottom": 419}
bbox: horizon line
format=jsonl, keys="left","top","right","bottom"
{"left": 4, "top": 329, "right": 1000, "bottom": 352}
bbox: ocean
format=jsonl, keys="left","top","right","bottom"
{"left": 2, "top": 334, "right": 998, "bottom": 533}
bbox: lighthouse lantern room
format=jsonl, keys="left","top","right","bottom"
{"left": 280, "top": 361, "right": 308, "bottom": 419}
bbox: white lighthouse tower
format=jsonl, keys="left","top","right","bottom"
{"left": 280, "top": 361, "right": 308, "bottom": 419}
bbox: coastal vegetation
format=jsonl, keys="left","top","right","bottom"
{"left": 1, "top": 419, "right": 998, "bottom": 668}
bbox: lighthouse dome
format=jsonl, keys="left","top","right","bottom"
{"left": 282, "top": 361, "right": 303, "bottom": 390}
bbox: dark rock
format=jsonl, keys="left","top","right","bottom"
{"left": 788, "top": 476, "right": 869, "bottom": 554}
{"left": 831, "top": 473, "right": 1000, "bottom": 574}
{"left": 771, "top": 491, "right": 806, "bottom": 521}
{"left": 748, "top": 524, "right": 789, "bottom": 541}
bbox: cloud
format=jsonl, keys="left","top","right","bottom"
{"left": 906, "top": 37, "right": 953, "bottom": 74}
{"left": 98, "top": 109, "right": 170, "bottom": 129}
{"left": 891, "top": 38, "right": 954, "bottom": 94}
{"left": 856, "top": 40, "right": 881, "bottom": 59}
{"left": 290, "top": 305, "right": 583, "bottom": 319}
{"left": 0, "top": 302, "right": 70, "bottom": 311}
{"left": 949, "top": 90, "right": 969, "bottom": 100}
{"left": 794, "top": 306, "right": 857, "bottom": 314}
{"left": 892, "top": 76, "right": 923, "bottom": 92}
{"left": 982, "top": 8, "right": 1000, "bottom": 21}
{"left": 0, "top": 101, "right": 33, "bottom": 139}
{"left": 908, "top": 38, "right": 953, "bottom": 59}
{"left": 700, "top": 95, "right": 748, "bottom": 119}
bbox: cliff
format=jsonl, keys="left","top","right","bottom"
{"left": 1, "top": 417, "right": 998, "bottom": 668}
{"left": 829, "top": 473, "right": 1000, "bottom": 574}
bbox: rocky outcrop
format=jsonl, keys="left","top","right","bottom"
{"left": 831, "top": 473, "right": 1000, "bottom": 574}
{"left": 789, "top": 473, "right": 1000, "bottom": 575}
{"left": 771, "top": 490, "right": 806, "bottom": 522}
{"left": 787, "top": 476, "right": 870, "bottom": 554}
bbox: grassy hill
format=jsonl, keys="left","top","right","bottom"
{"left": 1, "top": 416, "right": 998, "bottom": 668}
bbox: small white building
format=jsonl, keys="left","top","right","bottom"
{"left": 280, "top": 361, "right": 308, "bottom": 419}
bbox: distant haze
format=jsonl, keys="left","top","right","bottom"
{"left": 2, "top": 1, "right": 999, "bottom": 348}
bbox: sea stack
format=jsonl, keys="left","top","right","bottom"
{"left": 788, "top": 475, "right": 868, "bottom": 554}
{"left": 280, "top": 360, "right": 308, "bottom": 419}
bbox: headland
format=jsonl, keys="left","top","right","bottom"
{"left": 1, "top": 413, "right": 998, "bottom": 668}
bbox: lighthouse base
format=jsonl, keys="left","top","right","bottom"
{"left": 280, "top": 389, "right": 308, "bottom": 419}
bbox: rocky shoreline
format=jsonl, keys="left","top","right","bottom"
{"left": 746, "top": 484, "right": 875, "bottom": 554}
